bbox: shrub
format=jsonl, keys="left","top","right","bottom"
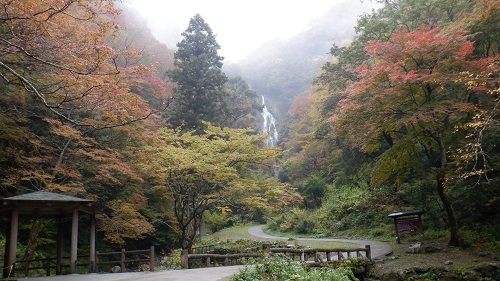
{"left": 296, "top": 219, "right": 317, "bottom": 234}
{"left": 204, "top": 209, "right": 231, "bottom": 233}
{"left": 231, "top": 254, "right": 358, "bottom": 281}
{"left": 195, "top": 238, "right": 265, "bottom": 255}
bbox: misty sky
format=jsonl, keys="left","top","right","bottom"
{"left": 126, "top": 0, "right": 380, "bottom": 63}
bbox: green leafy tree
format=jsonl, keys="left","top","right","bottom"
{"left": 167, "top": 14, "right": 228, "bottom": 131}
{"left": 155, "top": 123, "right": 292, "bottom": 251}
{"left": 458, "top": 0, "right": 500, "bottom": 58}
{"left": 298, "top": 175, "right": 326, "bottom": 209}
{"left": 223, "top": 76, "right": 262, "bottom": 129}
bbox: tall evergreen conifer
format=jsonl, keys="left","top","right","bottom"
{"left": 167, "top": 14, "right": 228, "bottom": 131}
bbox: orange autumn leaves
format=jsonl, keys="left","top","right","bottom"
{"left": 331, "top": 26, "right": 496, "bottom": 153}
{"left": 0, "top": 0, "right": 173, "bottom": 244}
{"left": 0, "top": 0, "right": 168, "bottom": 128}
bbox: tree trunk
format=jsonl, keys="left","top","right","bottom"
{"left": 435, "top": 170, "right": 463, "bottom": 247}
{"left": 435, "top": 133, "right": 463, "bottom": 247}
{"left": 21, "top": 219, "right": 46, "bottom": 275}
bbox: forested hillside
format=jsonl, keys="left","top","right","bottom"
{"left": 225, "top": 0, "right": 380, "bottom": 121}
{"left": 0, "top": 0, "right": 175, "bottom": 253}
{"left": 277, "top": 0, "right": 499, "bottom": 248}
{"left": 0, "top": 0, "right": 499, "bottom": 275}
{"left": 0, "top": 0, "right": 286, "bottom": 262}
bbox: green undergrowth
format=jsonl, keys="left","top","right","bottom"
{"left": 263, "top": 223, "right": 394, "bottom": 242}
{"left": 231, "top": 254, "right": 360, "bottom": 281}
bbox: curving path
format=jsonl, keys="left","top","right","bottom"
{"left": 248, "top": 225, "right": 392, "bottom": 259}
{"left": 23, "top": 266, "right": 245, "bottom": 281}
{"left": 23, "top": 225, "right": 391, "bottom": 281}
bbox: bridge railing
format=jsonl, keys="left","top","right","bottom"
{"left": 181, "top": 245, "right": 371, "bottom": 268}
{"left": 9, "top": 246, "right": 155, "bottom": 277}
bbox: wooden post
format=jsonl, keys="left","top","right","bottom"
{"left": 95, "top": 251, "right": 100, "bottom": 273}
{"left": 120, "top": 248, "right": 126, "bottom": 272}
{"left": 180, "top": 250, "right": 189, "bottom": 268}
{"left": 262, "top": 243, "right": 271, "bottom": 254}
{"left": 70, "top": 208, "right": 79, "bottom": 274}
{"left": 3, "top": 208, "right": 18, "bottom": 279}
{"left": 326, "top": 252, "right": 331, "bottom": 261}
{"left": 394, "top": 217, "right": 401, "bottom": 244}
{"left": 365, "top": 245, "right": 371, "bottom": 260}
{"left": 2, "top": 213, "right": 10, "bottom": 279}
{"left": 89, "top": 214, "right": 96, "bottom": 273}
{"left": 418, "top": 214, "right": 425, "bottom": 239}
{"left": 149, "top": 246, "right": 155, "bottom": 272}
{"left": 56, "top": 219, "right": 63, "bottom": 275}
{"left": 205, "top": 257, "right": 211, "bottom": 267}
{"left": 45, "top": 258, "right": 51, "bottom": 276}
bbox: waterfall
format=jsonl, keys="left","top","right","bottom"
{"left": 261, "top": 96, "right": 278, "bottom": 147}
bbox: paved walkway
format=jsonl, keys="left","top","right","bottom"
{"left": 22, "top": 266, "right": 244, "bottom": 281}
{"left": 22, "top": 225, "right": 392, "bottom": 281}
{"left": 248, "top": 225, "right": 392, "bottom": 259}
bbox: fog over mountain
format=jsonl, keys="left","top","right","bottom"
{"left": 124, "top": 0, "right": 381, "bottom": 130}
{"left": 224, "top": 0, "right": 380, "bottom": 125}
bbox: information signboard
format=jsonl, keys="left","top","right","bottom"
{"left": 388, "top": 209, "right": 425, "bottom": 244}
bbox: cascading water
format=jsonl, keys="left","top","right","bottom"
{"left": 261, "top": 96, "right": 278, "bottom": 147}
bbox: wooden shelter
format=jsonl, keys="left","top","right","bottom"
{"left": 0, "top": 191, "right": 111, "bottom": 278}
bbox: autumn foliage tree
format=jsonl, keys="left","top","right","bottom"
{"left": 0, "top": 0, "right": 161, "bottom": 129}
{"left": 155, "top": 124, "right": 292, "bottom": 251}
{"left": 330, "top": 26, "right": 498, "bottom": 246}
{"left": 0, "top": 0, "right": 174, "bottom": 255}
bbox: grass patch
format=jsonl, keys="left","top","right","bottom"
{"left": 265, "top": 222, "right": 394, "bottom": 242}
{"left": 205, "top": 224, "right": 258, "bottom": 241}
{"left": 202, "top": 224, "right": 357, "bottom": 249}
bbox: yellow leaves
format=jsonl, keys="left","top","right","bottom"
{"left": 157, "top": 123, "right": 293, "bottom": 215}
{"left": 100, "top": 200, "right": 155, "bottom": 245}
{"left": 218, "top": 206, "right": 232, "bottom": 215}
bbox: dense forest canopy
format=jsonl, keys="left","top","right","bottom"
{"left": 0, "top": 0, "right": 288, "bottom": 258}
{"left": 279, "top": 0, "right": 499, "bottom": 247}
{"left": 0, "top": 0, "right": 498, "bottom": 268}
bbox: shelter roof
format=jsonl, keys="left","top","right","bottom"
{"left": 387, "top": 209, "right": 425, "bottom": 218}
{"left": 0, "top": 191, "right": 111, "bottom": 218}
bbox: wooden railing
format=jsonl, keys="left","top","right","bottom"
{"left": 10, "top": 246, "right": 155, "bottom": 277}
{"left": 95, "top": 247, "right": 155, "bottom": 273}
{"left": 181, "top": 245, "right": 371, "bottom": 268}
{"left": 270, "top": 245, "right": 371, "bottom": 262}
